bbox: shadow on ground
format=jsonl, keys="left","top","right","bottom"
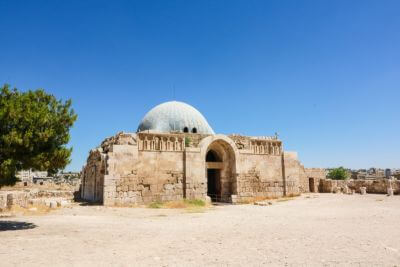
{"left": 0, "top": 221, "right": 37, "bottom": 231}
{"left": 78, "top": 201, "right": 103, "bottom": 206}
{"left": 211, "top": 202, "right": 233, "bottom": 206}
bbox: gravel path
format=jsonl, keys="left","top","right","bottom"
{"left": 1, "top": 194, "right": 399, "bottom": 266}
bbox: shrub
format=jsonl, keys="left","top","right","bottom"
{"left": 327, "top": 167, "right": 349, "bottom": 180}
{"left": 185, "top": 137, "right": 191, "bottom": 147}
{"left": 184, "top": 199, "right": 205, "bottom": 207}
{"left": 148, "top": 201, "right": 162, "bottom": 209}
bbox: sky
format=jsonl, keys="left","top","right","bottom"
{"left": 1, "top": 0, "right": 399, "bottom": 171}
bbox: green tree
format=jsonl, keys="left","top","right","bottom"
{"left": 0, "top": 84, "right": 77, "bottom": 186}
{"left": 327, "top": 167, "right": 349, "bottom": 180}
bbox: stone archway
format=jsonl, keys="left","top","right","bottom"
{"left": 203, "top": 138, "right": 237, "bottom": 202}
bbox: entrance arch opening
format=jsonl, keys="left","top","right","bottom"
{"left": 309, "top": 177, "right": 315, "bottom": 193}
{"left": 206, "top": 150, "right": 222, "bottom": 201}
{"left": 206, "top": 150, "right": 221, "bottom": 162}
{"left": 205, "top": 140, "right": 237, "bottom": 202}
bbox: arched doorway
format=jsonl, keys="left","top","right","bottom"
{"left": 205, "top": 140, "right": 237, "bottom": 202}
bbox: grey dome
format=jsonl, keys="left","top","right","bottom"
{"left": 137, "top": 101, "right": 215, "bottom": 134}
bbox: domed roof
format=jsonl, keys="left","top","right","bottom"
{"left": 137, "top": 101, "right": 215, "bottom": 134}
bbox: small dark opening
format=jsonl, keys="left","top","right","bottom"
{"left": 207, "top": 169, "right": 221, "bottom": 202}
{"left": 39, "top": 182, "right": 43, "bottom": 185}
{"left": 206, "top": 150, "right": 221, "bottom": 162}
{"left": 309, "top": 178, "right": 315, "bottom": 193}
{"left": 192, "top": 128, "right": 197, "bottom": 133}
{"left": 183, "top": 127, "right": 189, "bottom": 133}
{"left": 23, "top": 182, "right": 27, "bottom": 186}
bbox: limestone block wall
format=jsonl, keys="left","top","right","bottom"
{"left": 236, "top": 152, "right": 284, "bottom": 201}
{"left": 103, "top": 143, "right": 139, "bottom": 205}
{"left": 320, "top": 179, "right": 400, "bottom": 194}
{"left": 135, "top": 150, "right": 184, "bottom": 202}
{"left": 301, "top": 168, "right": 327, "bottom": 193}
{"left": 283, "top": 152, "right": 303, "bottom": 195}
{"left": 82, "top": 132, "right": 308, "bottom": 205}
{"left": 0, "top": 193, "right": 6, "bottom": 209}
{"left": 101, "top": 132, "right": 188, "bottom": 206}
{"left": 81, "top": 149, "right": 105, "bottom": 202}
{"left": 184, "top": 147, "right": 207, "bottom": 200}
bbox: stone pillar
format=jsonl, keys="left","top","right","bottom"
{"left": 6, "top": 193, "right": 14, "bottom": 209}
{"left": 387, "top": 188, "right": 394, "bottom": 196}
{"left": 344, "top": 185, "right": 350, "bottom": 194}
{"left": 360, "top": 187, "right": 367, "bottom": 195}
{"left": 387, "top": 180, "right": 394, "bottom": 196}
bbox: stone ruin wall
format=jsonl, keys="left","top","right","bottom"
{"left": 230, "top": 135, "right": 303, "bottom": 202}
{"left": 184, "top": 146, "right": 208, "bottom": 200}
{"left": 319, "top": 178, "right": 400, "bottom": 194}
{"left": 81, "top": 148, "right": 105, "bottom": 202}
{"left": 236, "top": 153, "right": 283, "bottom": 201}
{"left": 102, "top": 132, "right": 190, "bottom": 205}
{"left": 283, "top": 152, "right": 304, "bottom": 195}
{"left": 82, "top": 132, "right": 308, "bottom": 205}
{"left": 0, "top": 190, "right": 75, "bottom": 211}
{"left": 302, "top": 168, "right": 327, "bottom": 193}
{"left": 81, "top": 132, "right": 212, "bottom": 205}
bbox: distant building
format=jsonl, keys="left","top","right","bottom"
{"left": 56, "top": 171, "right": 80, "bottom": 179}
{"left": 16, "top": 169, "right": 48, "bottom": 182}
{"left": 385, "top": 169, "right": 392, "bottom": 178}
{"left": 32, "top": 176, "right": 53, "bottom": 184}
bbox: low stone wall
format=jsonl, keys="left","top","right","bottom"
{"left": 0, "top": 191, "right": 30, "bottom": 209}
{"left": 0, "top": 189, "right": 75, "bottom": 210}
{"left": 319, "top": 179, "right": 400, "bottom": 194}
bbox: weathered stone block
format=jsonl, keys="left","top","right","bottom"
{"left": 360, "top": 187, "right": 367, "bottom": 195}
{"left": 387, "top": 188, "right": 394, "bottom": 196}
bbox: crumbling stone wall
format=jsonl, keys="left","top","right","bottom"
{"left": 283, "top": 152, "right": 303, "bottom": 195}
{"left": 0, "top": 194, "right": 6, "bottom": 209}
{"left": 82, "top": 132, "right": 307, "bottom": 205}
{"left": 184, "top": 147, "right": 207, "bottom": 200}
{"left": 93, "top": 132, "right": 187, "bottom": 205}
{"left": 81, "top": 148, "right": 105, "bottom": 202}
{"left": 319, "top": 178, "right": 400, "bottom": 194}
{"left": 301, "top": 168, "right": 327, "bottom": 193}
{"left": 0, "top": 189, "right": 74, "bottom": 211}
{"left": 236, "top": 154, "right": 283, "bottom": 201}
{"left": 234, "top": 149, "right": 302, "bottom": 202}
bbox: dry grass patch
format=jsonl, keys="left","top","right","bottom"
{"left": 147, "top": 199, "right": 208, "bottom": 212}
{"left": 276, "top": 198, "right": 293, "bottom": 203}
{"left": 240, "top": 193, "right": 301, "bottom": 205}
{"left": 1, "top": 204, "right": 53, "bottom": 216}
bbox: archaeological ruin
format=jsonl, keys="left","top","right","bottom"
{"left": 80, "top": 101, "right": 322, "bottom": 205}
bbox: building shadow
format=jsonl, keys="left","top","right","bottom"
{"left": 0, "top": 221, "right": 37, "bottom": 231}
{"left": 211, "top": 202, "right": 233, "bottom": 206}
{"left": 78, "top": 201, "right": 102, "bottom": 206}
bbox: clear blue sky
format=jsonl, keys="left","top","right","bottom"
{"left": 1, "top": 1, "right": 399, "bottom": 171}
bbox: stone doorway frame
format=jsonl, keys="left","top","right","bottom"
{"left": 199, "top": 135, "right": 240, "bottom": 203}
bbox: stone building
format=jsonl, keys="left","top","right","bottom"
{"left": 16, "top": 169, "right": 48, "bottom": 183}
{"left": 81, "top": 101, "right": 312, "bottom": 205}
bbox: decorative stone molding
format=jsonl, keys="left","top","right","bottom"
{"left": 228, "top": 134, "right": 282, "bottom": 155}
{"left": 137, "top": 133, "right": 185, "bottom": 152}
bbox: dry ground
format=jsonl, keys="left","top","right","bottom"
{"left": 1, "top": 194, "right": 399, "bottom": 266}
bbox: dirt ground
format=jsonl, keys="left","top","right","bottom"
{"left": 1, "top": 194, "right": 399, "bottom": 266}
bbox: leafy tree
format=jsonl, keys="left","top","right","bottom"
{"left": 327, "top": 167, "right": 349, "bottom": 180}
{"left": 0, "top": 84, "right": 77, "bottom": 186}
